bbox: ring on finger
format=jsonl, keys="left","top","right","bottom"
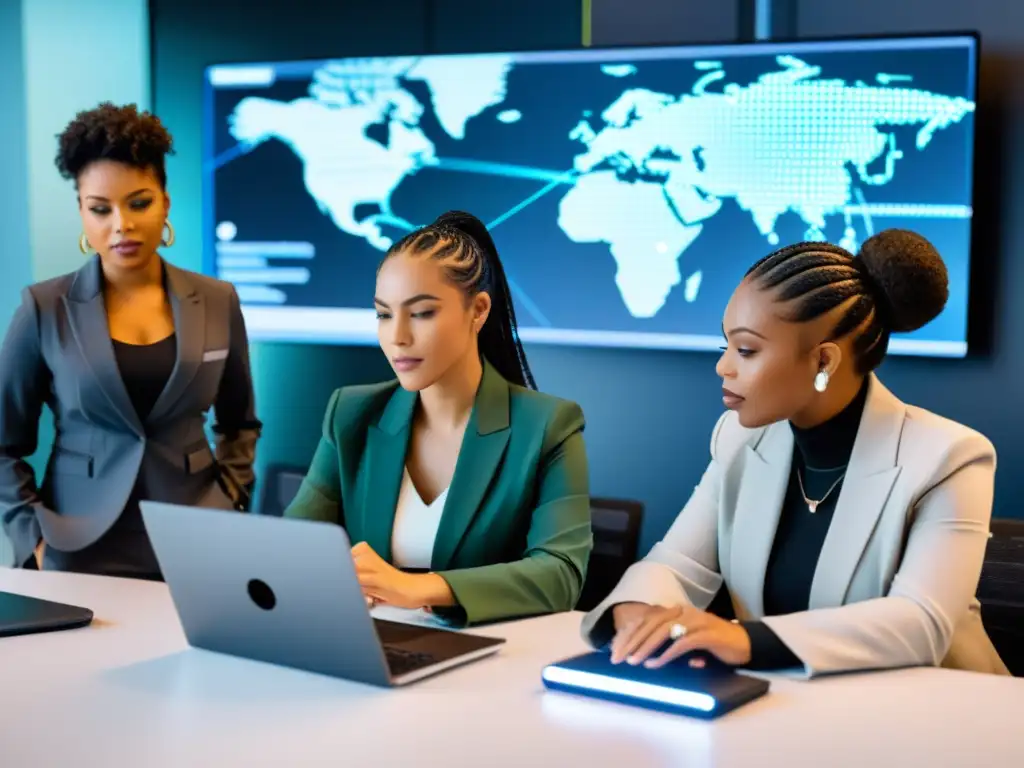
{"left": 669, "top": 622, "right": 688, "bottom": 640}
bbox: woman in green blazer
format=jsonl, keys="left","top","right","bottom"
{"left": 284, "top": 211, "right": 592, "bottom": 626}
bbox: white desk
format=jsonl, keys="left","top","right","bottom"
{"left": 1, "top": 568, "right": 1022, "bottom": 768}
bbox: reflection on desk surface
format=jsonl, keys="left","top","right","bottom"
{"left": 0, "top": 568, "right": 1023, "bottom": 768}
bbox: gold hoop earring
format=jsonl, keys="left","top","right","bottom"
{"left": 161, "top": 220, "right": 176, "bottom": 247}
{"left": 79, "top": 233, "right": 93, "bottom": 255}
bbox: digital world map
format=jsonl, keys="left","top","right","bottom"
{"left": 206, "top": 38, "right": 977, "bottom": 354}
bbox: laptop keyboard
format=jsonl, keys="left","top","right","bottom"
{"left": 384, "top": 646, "right": 438, "bottom": 676}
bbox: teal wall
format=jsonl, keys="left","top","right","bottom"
{"left": 0, "top": 0, "right": 31, "bottom": 566}
{"left": 151, "top": 0, "right": 580, "bottom": 504}
{"left": 22, "top": 0, "right": 150, "bottom": 282}
{"left": 152, "top": 0, "right": 1024, "bottom": 549}
{"left": 149, "top": 0, "right": 750, "bottom": 543}
{"left": 0, "top": 1, "right": 32, "bottom": 325}
{"left": 0, "top": 0, "right": 149, "bottom": 565}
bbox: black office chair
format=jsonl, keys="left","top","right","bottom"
{"left": 575, "top": 497, "right": 644, "bottom": 613}
{"left": 977, "top": 518, "right": 1024, "bottom": 677}
{"left": 257, "top": 464, "right": 307, "bottom": 517}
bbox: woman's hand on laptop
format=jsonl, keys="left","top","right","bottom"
{"left": 351, "top": 541, "right": 454, "bottom": 610}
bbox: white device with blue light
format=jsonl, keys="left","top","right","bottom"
{"left": 541, "top": 649, "right": 770, "bottom": 719}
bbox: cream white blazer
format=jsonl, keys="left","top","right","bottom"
{"left": 582, "top": 376, "right": 1009, "bottom": 678}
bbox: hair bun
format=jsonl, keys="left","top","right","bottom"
{"left": 856, "top": 229, "right": 949, "bottom": 333}
{"left": 433, "top": 210, "right": 498, "bottom": 259}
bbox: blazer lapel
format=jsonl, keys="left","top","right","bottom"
{"left": 431, "top": 363, "right": 511, "bottom": 570}
{"left": 147, "top": 263, "right": 205, "bottom": 424}
{"left": 728, "top": 423, "right": 793, "bottom": 618}
{"left": 809, "top": 376, "right": 904, "bottom": 609}
{"left": 62, "top": 257, "right": 145, "bottom": 437}
{"left": 359, "top": 386, "right": 415, "bottom": 561}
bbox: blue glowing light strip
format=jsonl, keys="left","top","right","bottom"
{"left": 541, "top": 665, "right": 717, "bottom": 713}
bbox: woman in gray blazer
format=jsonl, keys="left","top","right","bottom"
{"left": 0, "top": 103, "right": 261, "bottom": 579}
{"left": 583, "top": 229, "right": 1009, "bottom": 678}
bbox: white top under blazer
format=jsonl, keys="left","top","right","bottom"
{"left": 390, "top": 467, "right": 449, "bottom": 569}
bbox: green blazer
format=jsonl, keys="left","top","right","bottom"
{"left": 283, "top": 362, "right": 593, "bottom": 625}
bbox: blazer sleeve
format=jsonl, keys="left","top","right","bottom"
{"left": 211, "top": 285, "right": 262, "bottom": 509}
{"left": 434, "top": 401, "right": 593, "bottom": 626}
{"left": 580, "top": 412, "right": 730, "bottom": 647}
{"left": 282, "top": 389, "right": 343, "bottom": 525}
{"left": 761, "top": 433, "right": 996, "bottom": 678}
{"left": 0, "top": 289, "right": 53, "bottom": 567}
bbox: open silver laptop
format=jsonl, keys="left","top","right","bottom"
{"left": 139, "top": 501, "right": 505, "bottom": 686}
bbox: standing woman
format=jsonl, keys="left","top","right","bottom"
{"left": 285, "top": 211, "right": 592, "bottom": 626}
{"left": 583, "top": 229, "right": 1009, "bottom": 677}
{"left": 0, "top": 102, "right": 262, "bottom": 579}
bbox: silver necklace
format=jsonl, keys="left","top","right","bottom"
{"left": 797, "top": 470, "right": 846, "bottom": 514}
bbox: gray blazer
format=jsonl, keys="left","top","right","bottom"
{"left": 0, "top": 256, "right": 261, "bottom": 568}
{"left": 582, "top": 376, "right": 1009, "bottom": 678}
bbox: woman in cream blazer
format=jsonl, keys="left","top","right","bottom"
{"left": 583, "top": 230, "right": 1008, "bottom": 678}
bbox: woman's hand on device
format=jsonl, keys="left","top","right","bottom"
{"left": 610, "top": 603, "right": 752, "bottom": 667}
{"left": 351, "top": 541, "right": 453, "bottom": 610}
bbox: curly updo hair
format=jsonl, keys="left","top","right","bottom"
{"left": 745, "top": 229, "right": 950, "bottom": 374}
{"left": 55, "top": 102, "right": 174, "bottom": 188}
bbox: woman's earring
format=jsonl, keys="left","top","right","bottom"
{"left": 161, "top": 220, "right": 176, "bottom": 247}
{"left": 814, "top": 370, "right": 830, "bottom": 393}
{"left": 78, "top": 233, "right": 92, "bottom": 255}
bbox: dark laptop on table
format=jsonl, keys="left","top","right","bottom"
{"left": 139, "top": 501, "right": 505, "bottom": 686}
{"left": 0, "top": 591, "right": 93, "bottom": 638}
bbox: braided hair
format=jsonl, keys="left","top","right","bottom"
{"left": 745, "top": 229, "right": 949, "bottom": 374}
{"left": 380, "top": 211, "right": 536, "bottom": 389}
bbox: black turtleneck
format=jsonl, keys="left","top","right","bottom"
{"left": 741, "top": 380, "right": 869, "bottom": 671}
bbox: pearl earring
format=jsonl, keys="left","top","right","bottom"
{"left": 814, "top": 370, "right": 830, "bottom": 393}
